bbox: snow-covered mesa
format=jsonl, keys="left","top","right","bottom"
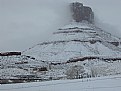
{"left": 23, "top": 22, "right": 121, "bottom": 62}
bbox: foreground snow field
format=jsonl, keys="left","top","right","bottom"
{"left": 0, "top": 75, "right": 121, "bottom": 91}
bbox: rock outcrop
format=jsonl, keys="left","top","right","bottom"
{"left": 0, "top": 52, "right": 21, "bottom": 56}
{"left": 70, "top": 2, "right": 94, "bottom": 23}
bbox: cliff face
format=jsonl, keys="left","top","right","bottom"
{"left": 70, "top": 2, "right": 94, "bottom": 23}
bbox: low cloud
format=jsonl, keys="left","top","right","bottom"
{"left": 0, "top": 0, "right": 72, "bottom": 51}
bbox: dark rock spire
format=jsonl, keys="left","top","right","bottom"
{"left": 70, "top": 2, "right": 94, "bottom": 23}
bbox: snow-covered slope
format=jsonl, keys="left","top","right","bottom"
{"left": 1, "top": 21, "right": 121, "bottom": 81}
{"left": 0, "top": 55, "right": 48, "bottom": 79}
{"left": 23, "top": 22, "right": 121, "bottom": 62}
{"left": 0, "top": 21, "right": 118, "bottom": 81}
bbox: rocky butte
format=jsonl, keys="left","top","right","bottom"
{"left": 1, "top": 2, "right": 121, "bottom": 84}
{"left": 70, "top": 2, "right": 94, "bottom": 23}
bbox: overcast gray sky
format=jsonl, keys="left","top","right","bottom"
{"left": 0, "top": 0, "right": 121, "bottom": 52}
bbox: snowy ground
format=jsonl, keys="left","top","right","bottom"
{"left": 0, "top": 75, "right": 121, "bottom": 91}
